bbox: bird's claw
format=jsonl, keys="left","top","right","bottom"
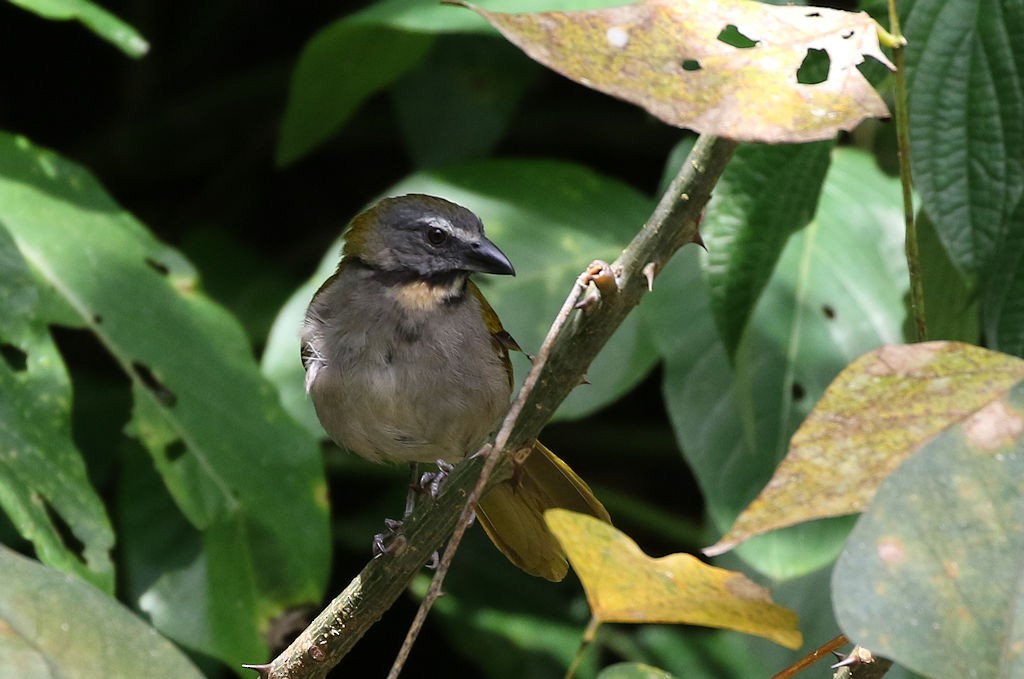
{"left": 372, "top": 518, "right": 407, "bottom": 558}
{"left": 415, "top": 459, "right": 454, "bottom": 498}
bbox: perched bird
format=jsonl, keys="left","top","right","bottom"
{"left": 301, "top": 194, "right": 609, "bottom": 581}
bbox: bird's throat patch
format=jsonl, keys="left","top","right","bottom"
{"left": 387, "top": 277, "right": 466, "bottom": 313}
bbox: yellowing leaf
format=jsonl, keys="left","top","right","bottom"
{"left": 457, "top": 0, "right": 893, "bottom": 142}
{"left": 546, "top": 509, "right": 802, "bottom": 649}
{"left": 707, "top": 342, "right": 1024, "bottom": 555}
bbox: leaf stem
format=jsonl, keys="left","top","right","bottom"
{"left": 564, "top": 616, "right": 602, "bottom": 679}
{"left": 887, "top": 0, "right": 926, "bottom": 341}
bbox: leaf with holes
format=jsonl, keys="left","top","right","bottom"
{"left": 702, "top": 141, "right": 833, "bottom": 358}
{"left": 0, "top": 132, "right": 329, "bottom": 666}
{"left": 708, "top": 342, "right": 1024, "bottom": 556}
{"left": 546, "top": 510, "right": 802, "bottom": 649}
{"left": 455, "top": 0, "right": 894, "bottom": 142}
{"left": 0, "top": 224, "right": 115, "bottom": 593}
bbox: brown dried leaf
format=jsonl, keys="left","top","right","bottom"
{"left": 457, "top": 0, "right": 893, "bottom": 142}
{"left": 706, "top": 342, "right": 1024, "bottom": 556}
{"left": 546, "top": 509, "right": 802, "bottom": 649}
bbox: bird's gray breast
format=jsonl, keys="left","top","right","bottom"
{"left": 303, "top": 269, "right": 511, "bottom": 463}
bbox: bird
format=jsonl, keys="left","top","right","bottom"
{"left": 301, "top": 193, "right": 610, "bottom": 581}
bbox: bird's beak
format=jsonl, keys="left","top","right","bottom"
{"left": 464, "top": 236, "right": 516, "bottom": 276}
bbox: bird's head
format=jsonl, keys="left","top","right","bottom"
{"left": 342, "top": 194, "right": 515, "bottom": 279}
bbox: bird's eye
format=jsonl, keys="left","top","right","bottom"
{"left": 426, "top": 227, "right": 448, "bottom": 246}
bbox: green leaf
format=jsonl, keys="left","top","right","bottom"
{"left": 597, "top": 663, "right": 678, "bottom": 679}
{"left": 0, "top": 224, "right": 115, "bottom": 592}
{"left": 9, "top": 0, "right": 149, "bottom": 57}
{"left": 905, "top": 0, "right": 1024, "bottom": 275}
{"left": 355, "top": 0, "right": 628, "bottom": 33}
{"left": 631, "top": 626, "right": 758, "bottom": 679}
{"left": 263, "top": 158, "right": 658, "bottom": 434}
{"left": 647, "top": 148, "right": 908, "bottom": 579}
{"left": 912, "top": 209, "right": 979, "bottom": 344}
{"left": 833, "top": 378, "right": 1024, "bottom": 679}
{"left": 392, "top": 36, "right": 538, "bottom": 168}
{"left": 277, "top": 0, "right": 627, "bottom": 165}
{"left": 115, "top": 450, "right": 266, "bottom": 666}
{"left": 983, "top": 197, "right": 1024, "bottom": 356}
{"left": 0, "top": 545, "right": 204, "bottom": 679}
{"left": 0, "top": 132, "right": 329, "bottom": 662}
{"left": 701, "top": 141, "right": 833, "bottom": 357}
{"left": 276, "top": 21, "right": 434, "bottom": 166}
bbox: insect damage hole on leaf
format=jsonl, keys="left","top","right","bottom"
{"left": 716, "top": 24, "right": 757, "bottom": 49}
{"left": 797, "top": 48, "right": 830, "bottom": 85}
{"left": 40, "top": 494, "right": 88, "bottom": 563}
{"left": 145, "top": 257, "right": 170, "bottom": 276}
{"left": 1, "top": 342, "right": 28, "bottom": 372}
{"left": 165, "top": 440, "right": 188, "bottom": 462}
{"left": 132, "top": 361, "right": 177, "bottom": 407}
{"left": 682, "top": 59, "right": 702, "bottom": 72}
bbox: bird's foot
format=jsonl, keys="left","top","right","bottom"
{"left": 372, "top": 517, "right": 406, "bottom": 558}
{"left": 414, "top": 459, "right": 454, "bottom": 498}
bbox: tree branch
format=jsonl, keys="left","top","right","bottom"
{"left": 247, "top": 134, "right": 738, "bottom": 679}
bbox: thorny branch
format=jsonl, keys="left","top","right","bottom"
{"left": 244, "top": 134, "right": 738, "bottom": 679}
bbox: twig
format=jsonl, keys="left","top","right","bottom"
{"left": 247, "top": 134, "right": 737, "bottom": 679}
{"left": 887, "top": 0, "right": 925, "bottom": 341}
{"left": 771, "top": 634, "right": 848, "bottom": 679}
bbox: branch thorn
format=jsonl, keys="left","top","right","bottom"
{"left": 241, "top": 663, "right": 272, "bottom": 678}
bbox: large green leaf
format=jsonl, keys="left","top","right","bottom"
{"left": 392, "top": 36, "right": 538, "bottom": 168}
{"left": 262, "top": 158, "right": 657, "bottom": 439}
{"left": 597, "top": 664, "right": 677, "bottom": 679}
{"left": 277, "top": 0, "right": 625, "bottom": 165}
{"left": 0, "top": 132, "right": 329, "bottom": 664}
{"left": 0, "top": 225, "right": 114, "bottom": 592}
{"left": 115, "top": 449, "right": 266, "bottom": 667}
{"left": 646, "top": 148, "right": 908, "bottom": 579}
{"left": 9, "top": 0, "right": 149, "bottom": 57}
{"left": 702, "top": 141, "right": 833, "bottom": 358}
{"left": 833, "top": 377, "right": 1024, "bottom": 679}
{"left": 0, "top": 545, "right": 204, "bottom": 679}
{"left": 905, "top": 0, "right": 1024, "bottom": 354}
{"left": 276, "top": 21, "right": 434, "bottom": 166}
{"left": 913, "top": 210, "right": 979, "bottom": 344}
{"left": 983, "top": 197, "right": 1024, "bottom": 356}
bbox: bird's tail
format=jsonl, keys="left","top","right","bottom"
{"left": 476, "top": 440, "right": 610, "bottom": 581}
